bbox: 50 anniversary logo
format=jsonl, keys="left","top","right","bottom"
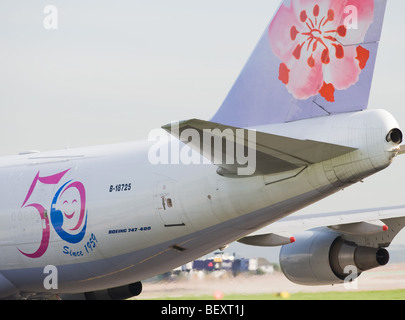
{"left": 18, "top": 169, "right": 90, "bottom": 259}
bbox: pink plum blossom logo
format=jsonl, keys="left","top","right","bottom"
{"left": 268, "top": 0, "right": 375, "bottom": 102}
{"left": 18, "top": 169, "right": 87, "bottom": 259}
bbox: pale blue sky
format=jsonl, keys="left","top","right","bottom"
{"left": 1, "top": 1, "right": 405, "bottom": 255}
{"left": 1, "top": 1, "right": 404, "bottom": 153}
{"left": 0, "top": 1, "right": 281, "bottom": 152}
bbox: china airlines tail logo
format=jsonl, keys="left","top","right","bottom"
{"left": 269, "top": 0, "right": 375, "bottom": 102}
{"left": 18, "top": 169, "right": 88, "bottom": 259}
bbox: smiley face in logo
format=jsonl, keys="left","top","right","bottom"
{"left": 60, "top": 189, "right": 82, "bottom": 231}
{"left": 51, "top": 180, "right": 87, "bottom": 244}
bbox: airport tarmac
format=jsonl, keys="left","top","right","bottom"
{"left": 141, "top": 263, "right": 405, "bottom": 299}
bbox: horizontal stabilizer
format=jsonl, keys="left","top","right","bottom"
{"left": 162, "top": 119, "right": 356, "bottom": 176}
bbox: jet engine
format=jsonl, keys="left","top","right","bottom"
{"left": 64, "top": 282, "right": 143, "bottom": 300}
{"left": 279, "top": 230, "right": 389, "bottom": 286}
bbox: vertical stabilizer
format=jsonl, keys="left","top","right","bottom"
{"left": 212, "top": 0, "right": 387, "bottom": 127}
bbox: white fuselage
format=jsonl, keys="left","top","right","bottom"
{"left": 0, "top": 110, "right": 400, "bottom": 297}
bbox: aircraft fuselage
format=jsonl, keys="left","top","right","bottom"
{"left": 0, "top": 109, "right": 400, "bottom": 297}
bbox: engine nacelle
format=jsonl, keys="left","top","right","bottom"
{"left": 83, "top": 282, "right": 143, "bottom": 300}
{"left": 279, "top": 230, "right": 389, "bottom": 286}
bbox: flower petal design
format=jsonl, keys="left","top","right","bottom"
{"left": 269, "top": 0, "right": 375, "bottom": 102}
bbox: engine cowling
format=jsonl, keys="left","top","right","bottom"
{"left": 84, "top": 282, "right": 143, "bottom": 300}
{"left": 279, "top": 230, "right": 389, "bottom": 286}
{"left": 60, "top": 282, "right": 143, "bottom": 300}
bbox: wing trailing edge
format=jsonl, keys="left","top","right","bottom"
{"left": 239, "top": 205, "right": 405, "bottom": 248}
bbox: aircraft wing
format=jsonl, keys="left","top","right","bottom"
{"left": 162, "top": 119, "right": 357, "bottom": 176}
{"left": 239, "top": 205, "right": 405, "bottom": 248}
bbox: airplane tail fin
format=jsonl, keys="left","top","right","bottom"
{"left": 211, "top": 0, "right": 387, "bottom": 127}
